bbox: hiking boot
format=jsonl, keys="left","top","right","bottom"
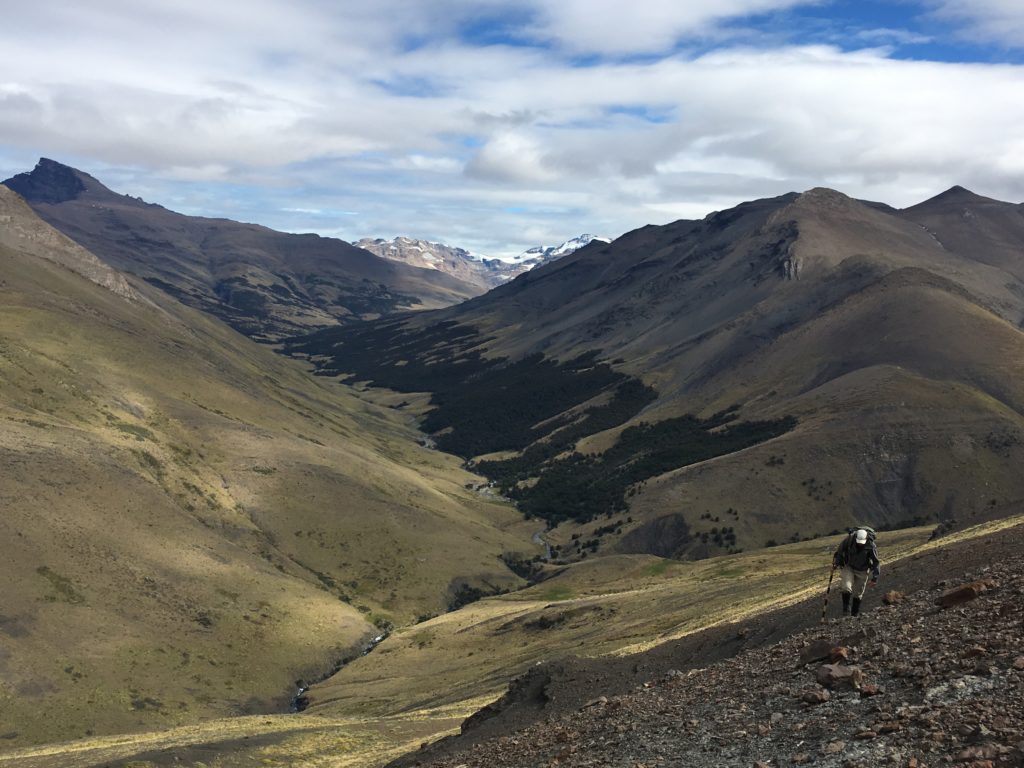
{"left": 841, "top": 592, "right": 850, "bottom": 615}
{"left": 851, "top": 597, "right": 861, "bottom": 617}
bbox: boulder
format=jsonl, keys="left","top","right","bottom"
{"left": 882, "top": 590, "right": 904, "bottom": 605}
{"left": 936, "top": 580, "right": 996, "bottom": 609}
{"left": 816, "top": 663, "right": 864, "bottom": 690}
{"left": 802, "top": 688, "right": 831, "bottom": 704}
{"left": 800, "top": 639, "right": 833, "bottom": 665}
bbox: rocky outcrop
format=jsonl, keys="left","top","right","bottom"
{"left": 0, "top": 184, "right": 138, "bottom": 301}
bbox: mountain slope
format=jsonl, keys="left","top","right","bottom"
{"left": 399, "top": 520, "right": 1024, "bottom": 768}
{"left": 288, "top": 186, "right": 1024, "bottom": 560}
{"left": 0, "top": 185, "right": 533, "bottom": 748}
{"left": 3, "top": 159, "right": 482, "bottom": 341}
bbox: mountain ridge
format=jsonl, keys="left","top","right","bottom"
{"left": 290, "top": 183, "right": 1024, "bottom": 564}
{"left": 2, "top": 159, "right": 486, "bottom": 341}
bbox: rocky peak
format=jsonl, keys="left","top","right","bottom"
{"left": 905, "top": 185, "right": 1005, "bottom": 212}
{"left": 793, "top": 187, "right": 858, "bottom": 210}
{"left": 3, "top": 158, "right": 91, "bottom": 204}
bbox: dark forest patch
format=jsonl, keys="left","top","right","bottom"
{"left": 286, "top": 320, "right": 795, "bottom": 527}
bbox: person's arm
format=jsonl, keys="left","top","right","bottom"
{"left": 832, "top": 539, "right": 846, "bottom": 567}
{"left": 870, "top": 544, "right": 880, "bottom": 581}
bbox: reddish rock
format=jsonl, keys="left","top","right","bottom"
{"left": 958, "top": 746, "right": 997, "bottom": 760}
{"left": 1013, "top": 656, "right": 1024, "bottom": 671}
{"left": 854, "top": 730, "right": 877, "bottom": 740}
{"left": 830, "top": 646, "right": 851, "bottom": 663}
{"left": 800, "top": 638, "right": 834, "bottom": 664}
{"left": 816, "top": 663, "right": 864, "bottom": 690}
{"left": 883, "top": 590, "right": 905, "bottom": 605}
{"left": 936, "top": 580, "right": 995, "bottom": 609}
{"left": 791, "top": 753, "right": 811, "bottom": 764}
{"left": 860, "top": 683, "right": 882, "bottom": 697}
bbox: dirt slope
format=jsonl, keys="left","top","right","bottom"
{"left": 291, "top": 186, "right": 1024, "bottom": 560}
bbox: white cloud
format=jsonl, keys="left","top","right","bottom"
{"left": 928, "top": 0, "right": 1024, "bottom": 46}
{"left": 465, "top": 132, "right": 558, "bottom": 183}
{"left": 527, "top": 0, "right": 817, "bottom": 53}
{"left": 2, "top": 2, "right": 1024, "bottom": 256}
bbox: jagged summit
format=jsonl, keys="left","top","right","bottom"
{"left": 3, "top": 157, "right": 148, "bottom": 210}
{"left": 2, "top": 160, "right": 484, "bottom": 340}
{"left": 4, "top": 157, "right": 91, "bottom": 204}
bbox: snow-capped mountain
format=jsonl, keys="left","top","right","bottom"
{"left": 514, "top": 234, "right": 610, "bottom": 263}
{"left": 355, "top": 236, "right": 508, "bottom": 291}
{"left": 357, "top": 234, "right": 610, "bottom": 293}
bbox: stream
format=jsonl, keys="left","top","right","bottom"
{"left": 289, "top": 630, "right": 389, "bottom": 712}
{"left": 533, "top": 529, "right": 553, "bottom": 561}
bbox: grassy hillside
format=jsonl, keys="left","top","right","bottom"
{"left": 4, "top": 516, "right": 1019, "bottom": 768}
{"left": 0, "top": 187, "right": 535, "bottom": 748}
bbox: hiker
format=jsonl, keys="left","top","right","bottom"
{"left": 832, "top": 528, "right": 880, "bottom": 617}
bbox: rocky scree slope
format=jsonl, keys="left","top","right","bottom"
{"left": 398, "top": 526, "right": 1024, "bottom": 768}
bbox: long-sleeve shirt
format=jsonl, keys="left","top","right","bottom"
{"left": 834, "top": 536, "right": 880, "bottom": 577}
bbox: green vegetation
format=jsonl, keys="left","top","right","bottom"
{"left": 106, "top": 415, "right": 155, "bottom": 441}
{"left": 36, "top": 566, "right": 85, "bottom": 604}
{"left": 288, "top": 319, "right": 654, "bottom": 458}
{"left": 484, "top": 410, "right": 797, "bottom": 525}
{"left": 288, "top": 320, "right": 795, "bottom": 531}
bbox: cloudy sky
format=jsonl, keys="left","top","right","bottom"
{"left": 2, "top": 1, "right": 1023, "bottom": 256}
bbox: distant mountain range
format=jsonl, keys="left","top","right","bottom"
{"left": 2, "top": 159, "right": 485, "bottom": 341}
{"left": 289, "top": 184, "right": 1024, "bottom": 559}
{"left": 356, "top": 234, "right": 609, "bottom": 291}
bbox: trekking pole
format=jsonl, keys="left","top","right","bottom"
{"left": 820, "top": 564, "right": 837, "bottom": 624}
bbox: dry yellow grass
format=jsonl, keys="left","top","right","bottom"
{"left": 8, "top": 516, "right": 1019, "bottom": 768}
{"left": 0, "top": 198, "right": 537, "bottom": 749}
